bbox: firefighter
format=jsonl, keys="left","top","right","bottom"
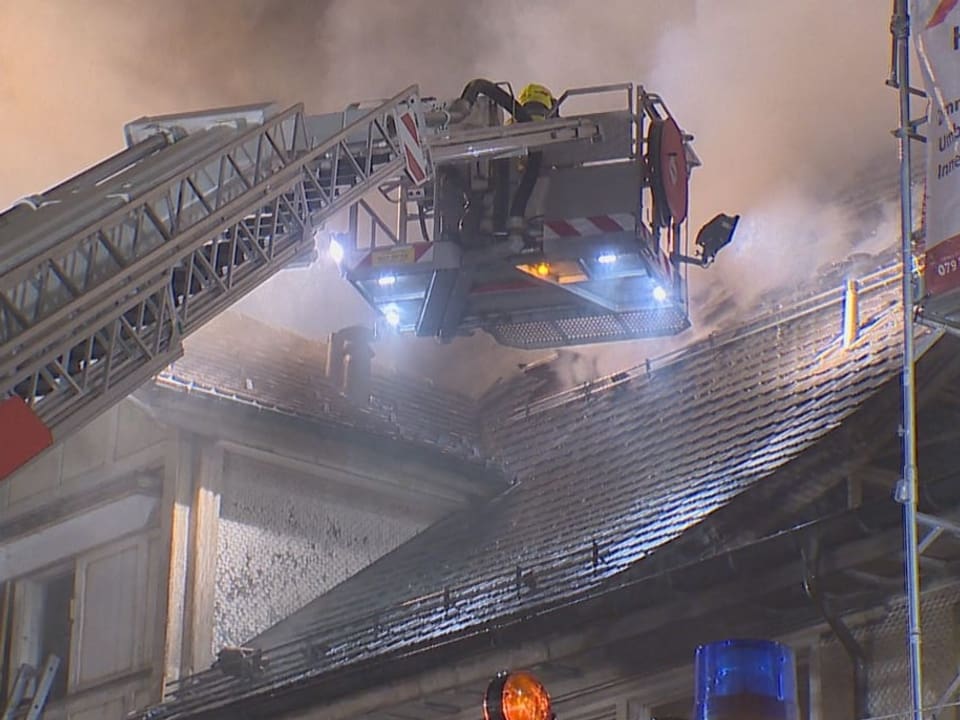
{"left": 517, "top": 83, "right": 556, "bottom": 120}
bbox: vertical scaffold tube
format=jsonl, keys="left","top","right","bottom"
{"left": 892, "top": 1, "right": 924, "bottom": 719}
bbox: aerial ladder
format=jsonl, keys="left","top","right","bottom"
{"left": 0, "top": 80, "right": 737, "bottom": 480}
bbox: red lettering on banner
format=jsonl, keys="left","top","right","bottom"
{"left": 925, "top": 232, "right": 960, "bottom": 295}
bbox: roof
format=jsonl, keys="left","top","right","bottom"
{"left": 156, "top": 311, "right": 484, "bottom": 460}
{"left": 150, "top": 260, "right": 919, "bottom": 719}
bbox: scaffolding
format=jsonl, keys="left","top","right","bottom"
{"left": 890, "top": 1, "right": 958, "bottom": 719}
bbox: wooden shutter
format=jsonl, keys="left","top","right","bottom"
{"left": 70, "top": 537, "right": 147, "bottom": 687}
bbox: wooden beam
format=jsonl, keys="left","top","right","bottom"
{"left": 848, "top": 464, "right": 901, "bottom": 490}
{"left": 182, "top": 442, "right": 223, "bottom": 675}
{"left": 159, "top": 433, "right": 195, "bottom": 691}
{"left": 0, "top": 467, "right": 162, "bottom": 543}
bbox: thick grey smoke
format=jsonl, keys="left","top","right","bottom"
{"left": 650, "top": 2, "right": 897, "bottom": 312}
{"left": 1, "top": 0, "right": 902, "bottom": 394}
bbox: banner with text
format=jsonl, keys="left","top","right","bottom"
{"left": 912, "top": 0, "right": 960, "bottom": 295}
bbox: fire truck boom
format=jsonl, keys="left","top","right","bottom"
{"left": 0, "top": 79, "right": 737, "bottom": 479}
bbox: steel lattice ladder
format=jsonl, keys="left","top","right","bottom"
{"left": 0, "top": 86, "right": 425, "bottom": 479}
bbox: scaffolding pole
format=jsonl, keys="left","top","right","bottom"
{"left": 891, "top": 1, "right": 924, "bottom": 719}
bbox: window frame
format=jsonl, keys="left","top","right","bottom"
{"left": 8, "top": 561, "right": 75, "bottom": 702}
{"left": 6, "top": 532, "right": 151, "bottom": 703}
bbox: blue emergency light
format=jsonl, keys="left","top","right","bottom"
{"left": 694, "top": 639, "right": 798, "bottom": 720}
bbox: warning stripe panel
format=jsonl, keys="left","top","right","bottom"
{"left": 543, "top": 213, "right": 635, "bottom": 240}
{"left": 0, "top": 396, "right": 53, "bottom": 480}
{"left": 399, "top": 112, "right": 421, "bottom": 148}
{"left": 395, "top": 107, "right": 429, "bottom": 186}
{"left": 588, "top": 215, "right": 627, "bottom": 233}
{"left": 403, "top": 146, "right": 426, "bottom": 185}
{"left": 544, "top": 220, "right": 580, "bottom": 238}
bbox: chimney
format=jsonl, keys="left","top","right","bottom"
{"left": 326, "top": 326, "right": 375, "bottom": 404}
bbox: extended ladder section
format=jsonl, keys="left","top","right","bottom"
{"left": 0, "top": 86, "right": 427, "bottom": 478}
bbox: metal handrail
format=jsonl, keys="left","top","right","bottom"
{"left": 504, "top": 261, "right": 904, "bottom": 422}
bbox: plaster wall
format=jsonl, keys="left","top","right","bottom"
{"left": 214, "top": 454, "right": 428, "bottom": 650}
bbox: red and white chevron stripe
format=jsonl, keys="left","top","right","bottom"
{"left": 394, "top": 107, "right": 429, "bottom": 186}
{"left": 542, "top": 213, "right": 636, "bottom": 240}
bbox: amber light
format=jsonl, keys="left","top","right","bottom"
{"left": 484, "top": 671, "right": 553, "bottom": 720}
{"left": 535, "top": 262, "right": 551, "bottom": 277}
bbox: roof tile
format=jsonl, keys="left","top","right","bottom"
{"left": 152, "top": 263, "right": 916, "bottom": 719}
{"left": 158, "top": 311, "right": 484, "bottom": 461}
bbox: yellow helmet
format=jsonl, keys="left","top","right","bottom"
{"left": 517, "top": 83, "right": 555, "bottom": 110}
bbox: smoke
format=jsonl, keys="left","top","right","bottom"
{"left": 651, "top": 1, "right": 897, "bottom": 321}
{"left": 522, "top": 0, "right": 902, "bottom": 385}
{"left": 1, "top": 0, "right": 903, "bottom": 396}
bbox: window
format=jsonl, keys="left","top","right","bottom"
{"left": 8, "top": 568, "right": 74, "bottom": 704}
{"left": 37, "top": 571, "right": 73, "bottom": 701}
{"left": 7, "top": 535, "right": 148, "bottom": 701}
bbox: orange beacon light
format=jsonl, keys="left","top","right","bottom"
{"left": 483, "top": 671, "right": 554, "bottom": 720}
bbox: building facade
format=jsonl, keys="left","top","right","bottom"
{"left": 0, "top": 312, "right": 501, "bottom": 720}
{"left": 7, "top": 261, "right": 960, "bottom": 720}
{"left": 134, "top": 261, "right": 960, "bottom": 720}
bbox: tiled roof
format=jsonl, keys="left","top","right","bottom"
{"left": 150, "top": 261, "right": 919, "bottom": 719}
{"left": 157, "top": 311, "right": 484, "bottom": 460}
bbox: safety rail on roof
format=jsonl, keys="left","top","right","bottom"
{"left": 0, "top": 86, "right": 422, "bottom": 467}
{"left": 502, "top": 260, "right": 907, "bottom": 422}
